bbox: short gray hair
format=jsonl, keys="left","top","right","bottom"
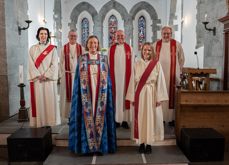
{"left": 161, "top": 26, "right": 173, "bottom": 33}
{"left": 68, "top": 29, "right": 77, "bottom": 36}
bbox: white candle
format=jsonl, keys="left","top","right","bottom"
{"left": 204, "top": 14, "right": 207, "bottom": 21}
{"left": 27, "top": 11, "right": 30, "bottom": 20}
{"left": 19, "top": 65, "right": 24, "bottom": 84}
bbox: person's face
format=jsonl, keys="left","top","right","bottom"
{"left": 39, "top": 30, "right": 48, "bottom": 43}
{"left": 68, "top": 31, "right": 77, "bottom": 45}
{"left": 162, "top": 28, "right": 172, "bottom": 42}
{"left": 142, "top": 45, "right": 152, "bottom": 61}
{"left": 87, "top": 37, "right": 98, "bottom": 54}
{"left": 116, "top": 31, "right": 125, "bottom": 44}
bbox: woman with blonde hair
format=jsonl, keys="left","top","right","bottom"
{"left": 126, "top": 42, "right": 168, "bottom": 154}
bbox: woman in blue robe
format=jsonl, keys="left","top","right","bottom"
{"left": 69, "top": 35, "right": 116, "bottom": 155}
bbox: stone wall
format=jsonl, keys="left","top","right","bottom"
{"left": 0, "top": 0, "right": 29, "bottom": 121}
{"left": 197, "top": 0, "right": 227, "bottom": 90}
{"left": 61, "top": 0, "right": 166, "bottom": 48}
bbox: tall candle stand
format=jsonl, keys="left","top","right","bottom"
{"left": 18, "top": 83, "right": 29, "bottom": 122}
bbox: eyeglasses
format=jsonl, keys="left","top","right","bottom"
{"left": 116, "top": 35, "right": 124, "bottom": 39}
{"left": 163, "top": 33, "right": 171, "bottom": 35}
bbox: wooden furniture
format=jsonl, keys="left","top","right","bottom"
{"left": 182, "top": 67, "right": 216, "bottom": 90}
{"left": 180, "top": 128, "right": 225, "bottom": 162}
{"left": 175, "top": 88, "right": 229, "bottom": 150}
{"left": 7, "top": 127, "right": 52, "bottom": 162}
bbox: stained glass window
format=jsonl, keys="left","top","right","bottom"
{"left": 81, "top": 18, "right": 89, "bottom": 47}
{"left": 138, "top": 16, "right": 146, "bottom": 50}
{"left": 108, "top": 15, "right": 118, "bottom": 46}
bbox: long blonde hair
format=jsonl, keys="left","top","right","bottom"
{"left": 141, "top": 42, "right": 156, "bottom": 60}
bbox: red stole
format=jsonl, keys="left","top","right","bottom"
{"left": 156, "top": 39, "right": 176, "bottom": 109}
{"left": 35, "top": 45, "right": 55, "bottom": 68}
{"left": 64, "top": 43, "right": 82, "bottom": 102}
{"left": 31, "top": 44, "right": 55, "bottom": 117}
{"left": 109, "top": 42, "right": 131, "bottom": 109}
{"left": 134, "top": 60, "right": 158, "bottom": 139}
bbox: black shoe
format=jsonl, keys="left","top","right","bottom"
{"left": 168, "top": 120, "right": 175, "bottom": 127}
{"left": 145, "top": 145, "right": 152, "bottom": 154}
{"left": 116, "top": 122, "right": 121, "bottom": 128}
{"left": 139, "top": 143, "right": 145, "bottom": 153}
{"left": 82, "top": 152, "right": 94, "bottom": 156}
{"left": 121, "top": 121, "right": 129, "bottom": 129}
{"left": 94, "top": 152, "right": 103, "bottom": 156}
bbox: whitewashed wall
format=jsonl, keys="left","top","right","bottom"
{"left": 182, "top": 0, "right": 204, "bottom": 68}
{"left": 28, "top": 0, "right": 55, "bottom": 48}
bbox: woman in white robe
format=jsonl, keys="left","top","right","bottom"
{"left": 28, "top": 27, "right": 61, "bottom": 127}
{"left": 126, "top": 42, "right": 168, "bottom": 154}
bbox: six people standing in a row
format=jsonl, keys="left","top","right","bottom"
{"left": 28, "top": 26, "right": 184, "bottom": 155}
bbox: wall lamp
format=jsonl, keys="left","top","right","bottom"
{"left": 202, "top": 21, "right": 216, "bottom": 36}
{"left": 18, "top": 20, "right": 32, "bottom": 35}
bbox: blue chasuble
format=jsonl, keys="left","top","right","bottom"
{"left": 69, "top": 53, "right": 116, "bottom": 154}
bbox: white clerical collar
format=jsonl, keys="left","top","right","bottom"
{"left": 69, "top": 43, "right": 76, "bottom": 46}
{"left": 89, "top": 53, "right": 98, "bottom": 59}
{"left": 39, "top": 42, "right": 48, "bottom": 45}
{"left": 162, "top": 40, "right": 171, "bottom": 43}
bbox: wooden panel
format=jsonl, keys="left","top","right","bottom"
{"left": 179, "top": 91, "right": 229, "bottom": 106}
{"left": 176, "top": 89, "right": 229, "bottom": 150}
{"left": 182, "top": 68, "right": 216, "bottom": 74}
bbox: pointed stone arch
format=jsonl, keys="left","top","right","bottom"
{"left": 130, "top": 2, "right": 161, "bottom": 42}
{"left": 98, "top": 0, "right": 131, "bottom": 46}
{"left": 69, "top": 2, "right": 98, "bottom": 31}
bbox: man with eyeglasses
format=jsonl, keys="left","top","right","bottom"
{"left": 108, "top": 29, "right": 134, "bottom": 129}
{"left": 59, "top": 29, "right": 85, "bottom": 122}
{"left": 153, "top": 26, "right": 185, "bottom": 126}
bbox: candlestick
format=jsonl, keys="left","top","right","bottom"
{"left": 18, "top": 83, "right": 29, "bottom": 122}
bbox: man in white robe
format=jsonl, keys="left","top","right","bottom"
{"left": 153, "top": 26, "right": 185, "bottom": 125}
{"left": 28, "top": 27, "right": 60, "bottom": 127}
{"left": 108, "top": 30, "right": 134, "bottom": 129}
{"left": 59, "top": 29, "right": 84, "bottom": 121}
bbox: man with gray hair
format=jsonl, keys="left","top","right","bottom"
{"left": 108, "top": 29, "right": 134, "bottom": 129}
{"left": 153, "top": 26, "right": 185, "bottom": 126}
{"left": 59, "top": 29, "right": 84, "bottom": 122}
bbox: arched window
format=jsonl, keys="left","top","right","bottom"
{"left": 108, "top": 15, "right": 118, "bottom": 46}
{"left": 138, "top": 16, "right": 146, "bottom": 50}
{"left": 81, "top": 18, "right": 89, "bottom": 47}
